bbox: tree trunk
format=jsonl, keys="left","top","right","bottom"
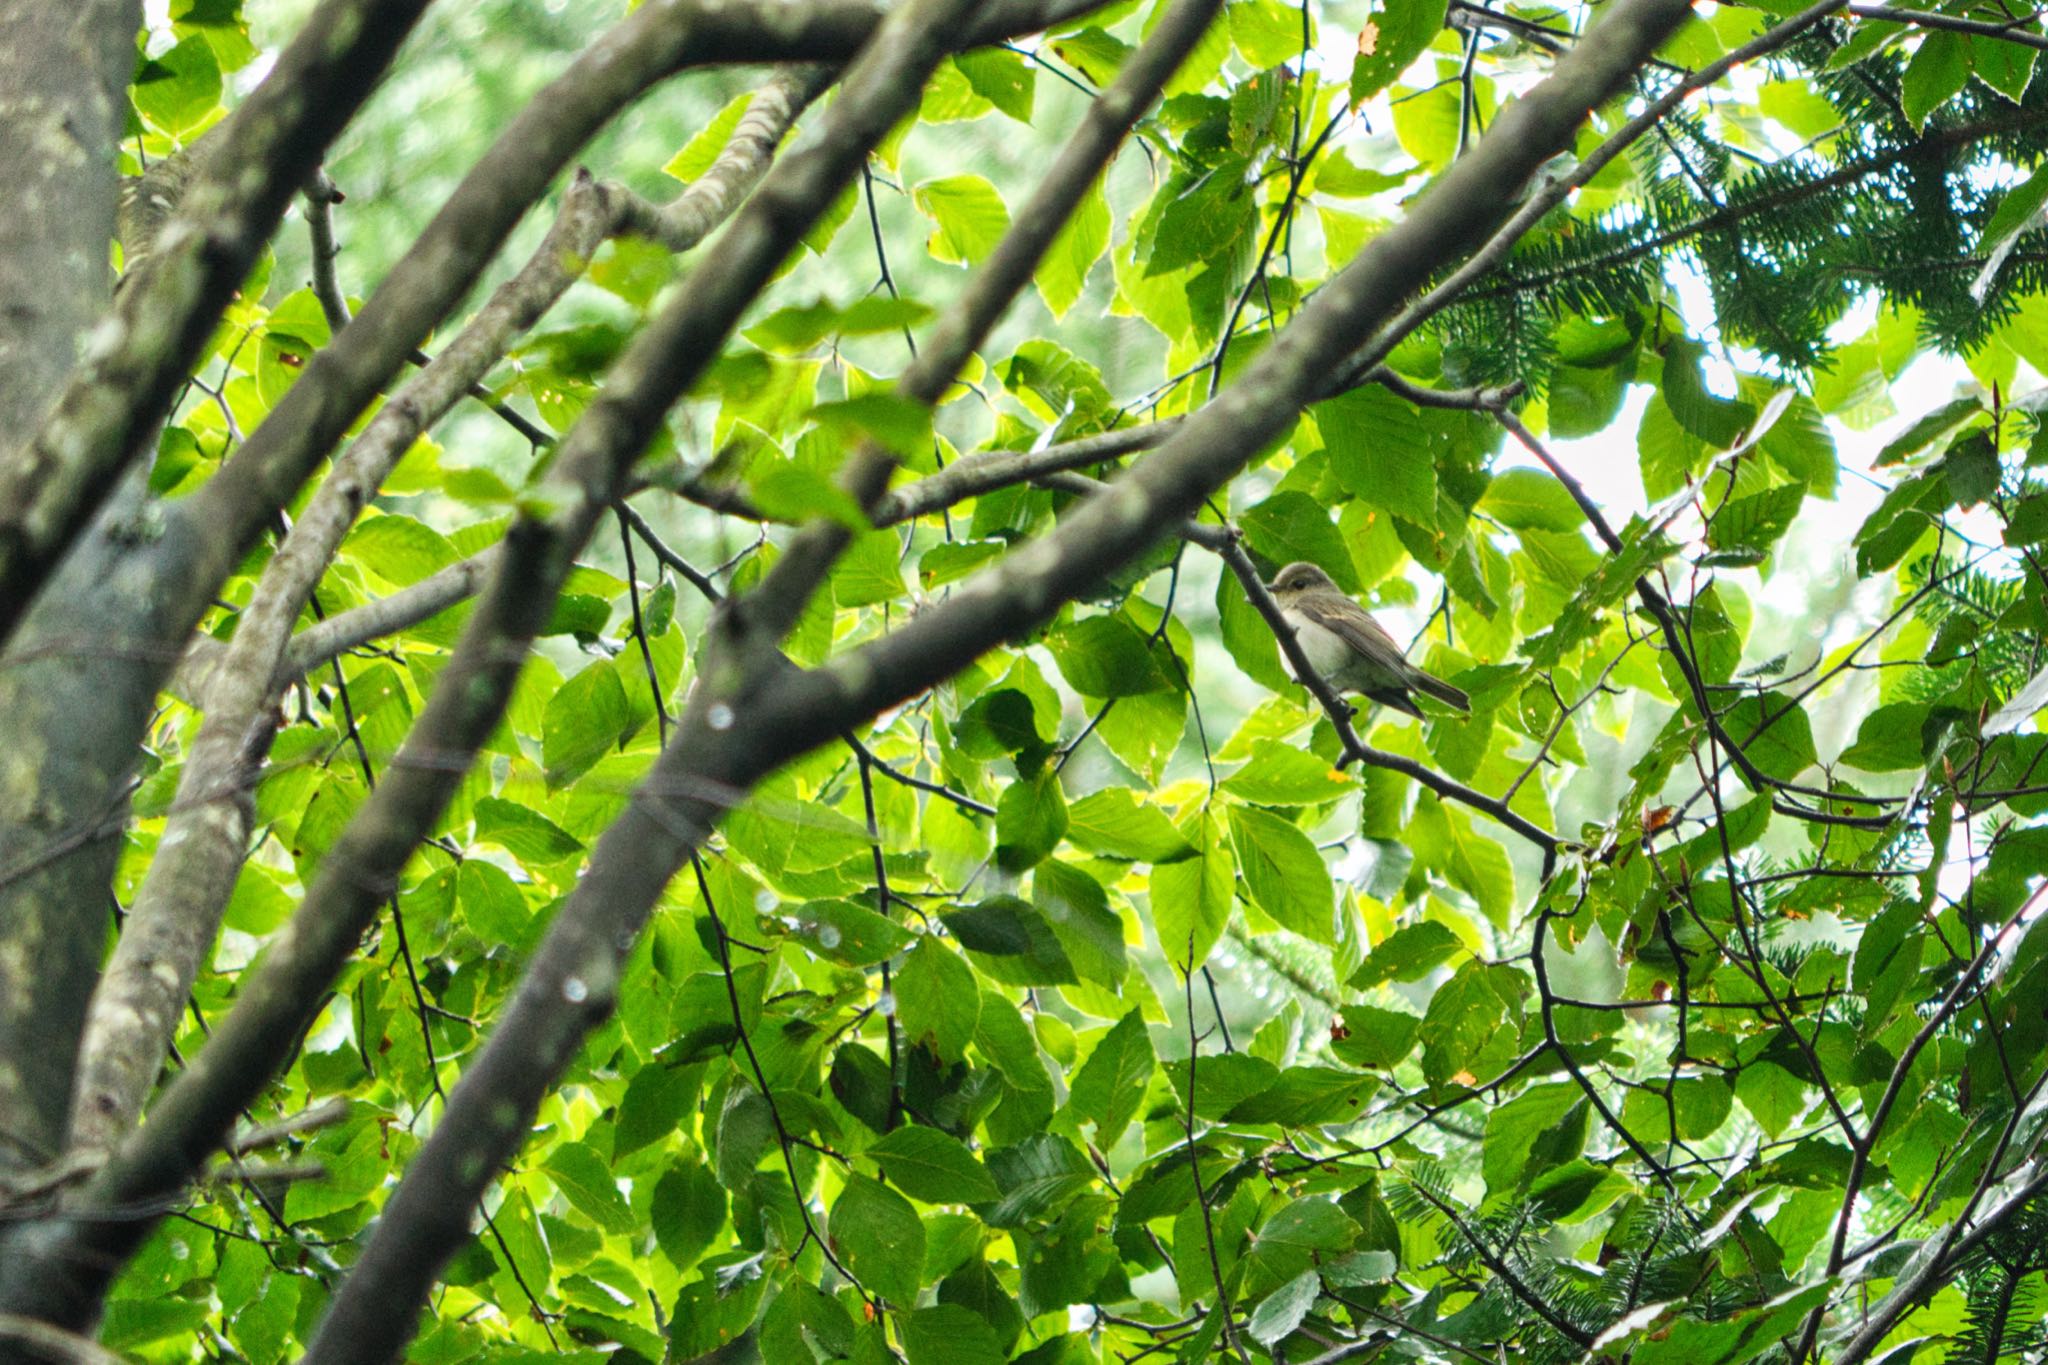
{"left": 0, "top": 0, "right": 143, "bottom": 1178}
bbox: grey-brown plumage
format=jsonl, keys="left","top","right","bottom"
{"left": 1263, "top": 561, "right": 1470, "bottom": 720}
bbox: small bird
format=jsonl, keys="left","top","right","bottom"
{"left": 1262, "top": 561, "right": 1470, "bottom": 720}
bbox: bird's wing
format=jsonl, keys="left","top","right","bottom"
{"left": 1289, "top": 594, "right": 1406, "bottom": 668}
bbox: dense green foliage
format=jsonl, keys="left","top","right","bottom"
{"left": 28, "top": 0, "right": 2048, "bottom": 1360}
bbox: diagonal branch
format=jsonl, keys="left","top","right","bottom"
{"left": 0, "top": 0, "right": 436, "bottom": 648}
{"left": 273, "top": 0, "right": 1690, "bottom": 1356}
{"left": 24, "top": 0, "right": 1012, "bottom": 1339}
{"left": 1216, "top": 540, "right": 1558, "bottom": 856}
{"left": 63, "top": 62, "right": 831, "bottom": 1157}
{"left": 728, "top": 0, "right": 1228, "bottom": 648}
{"left": 291, "top": 3, "right": 1000, "bottom": 1357}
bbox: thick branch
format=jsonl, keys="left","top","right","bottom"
{"left": 0, "top": 0, "right": 141, "bottom": 1181}
{"left": 294, "top": 3, "right": 991, "bottom": 1357}
{"left": 0, "top": 0, "right": 434, "bottom": 648}
{"left": 20, "top": 0, "right": 994, "bottom": 1334}
{"left": 63, "top": 64, "right": 829, "bottom": 1157}
{"left": 733, "top": 0, "right": 1225, "bottom": 645}
{"left": 286, "top": 1, "right": 1686, "bottom": 1356}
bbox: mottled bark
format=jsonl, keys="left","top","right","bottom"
{"left": 310, "top": 0, "right": 1694, "bottom": 1343}
{"left": 0, "top": 0, "right": 436, "bottom": 649}
{"left": 0, "top": 0, "right": 142, "bottom": 1179}
{"left": 67, "top": 64, "right": 829, "bottom": 1156}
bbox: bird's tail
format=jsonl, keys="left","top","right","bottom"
{"left": 1410, "top": 668, "right": 1470, "bottom": 712}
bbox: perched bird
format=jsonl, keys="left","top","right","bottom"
{"left": 1263, "top": 561, "right": 1470, "bottom": 720}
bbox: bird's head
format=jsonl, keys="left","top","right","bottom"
{"left": 1265, "top": 561, "right": 1338, "bottom": 599}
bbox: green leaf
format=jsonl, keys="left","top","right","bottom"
{"left": 1420, "top": 960, "right": 1512, "bottom": 1088}
{"left": 1065, "top": 788, "right": 1194, "bottom": 862}
{"left": 918, "top": 539, "right": 1008, "bottom": 590}
{"left": 1972, "top": 28, "right": 2038, "bottom": 101}
{"left": 903, "top": 1303, "right": 1007, "bottom": 1365}
{"left": 983, "top": 1134, "right": 1096, "bottom": 1227}
{"left": 943, "top": 896, "right": 1078, "bottom": 986}
{"left": 1242, "top": 490, "right": 1359, "bottom": 591}
{"left": 342, "top": 513, "right": 457, "bottom": 586}
{"left": 748, "top": 455, "right": 869, "bottom": 529}
{"left": 1225, "top": 1065, "right": 1378, "bottom": 1124}
{"left": 1350, "top": 0, "right": 1450, "bottom": 102}
{"left": 1703, "top": 484, "right": 1804, "bottom": 566}
{"left": 811, "top": 392, "right": 935, "bottom": 464}
{"left": 543, "top": 661, "right": 634, "bottom": 789}
{"left": 1722, "top": 695, "right": 1816, "bottom": 786}
{"left": 830, "top": 1174, "right": 926, "bottom": 1306}
{"left": 1525, "top": 1158, "right": 1625, "bottom": 1222}
{"left": 1048, "top": 613, "right": 1172, "bottom": 697}
{"left": 1248, "top": 1270, "right": 1321, "bottom": 1346}
{"left": 1479, "top": 467, "right": 1586, "bottom": 532}
{"left": 133, "top": 35, "right": 223, "bottom": 134}
{"left": 1001, "top": 340, "right": 1115, "bottom": 428}
{"left": 1349, "top": 920, "right": 1463, "bottom": 988}
{"left": 1875, "top": 396, "right": 1980, "bottom": 467}
{"left": 956, "top": 688, "right": 1054, "bottom": 764}
{"left": 284, "top": 1118, "right": 385, "bottom": 1221}
{"left": 1631, "top": 1283, "right": 1834, "bottom": 1365}
{"left": 714, "top": 1085, "right": 775, "bottom": 1190}
{"left": 1218, "top": 564, "right": 1295, "bottom": 692}
{"left": 914, "top": 175, "right": 1012, "bottom": 266}
{"left": 473, "top": 797, "right": 583, "bottom": 866}
{"left": 744, "top": 295, "right": 934, "bottom": 353}
{"left": 1066, "top": 1009, "right": 1155, "bottom": 1147}
{"left": 1623, "top": 1076, "right": 1733, "bottom": 1145}
{"left": 1223, "top": 740, "right": 1355, "bottom": 806}
{"left": 897, "top": 939, "right": 981, "bottom": 1063}
{"left": 1228, "top": 804, "right": 1335, "bottom": 942}
{"left": 615, "top": 1061, "right": 703, "bottom": 1162}
{"left": 1231, "top": 0, "right": 1312, "bottom": 66}
{"left": 102, "top": 1298, "right": 211, "bottom": 1352}
{"left": 996, "top": 767, "right": 1068, "bottom": 872}
{"left": 1331, "top": 1005, "right": 1420, "bottom": 1070}
{"left": 1481, "top": 1082, "right": 1581, "bottom": 1191}
{"left": 1902, "top": 31, "right": 1968, "bottom": 130}
{"left": 1318, "top": 387, "right": 1440, "bottom": 526}
{"left": 1143, "top": 154, "right": 1257, "bottom": 276}
{"left": 664, "top": 91, "right": 752, "bottom": 181}
{"left": 830, "top": 529, "right": 909, "bottom": 609}
{"left": 1163, "top": 1052, "right": 1279, "bottom": 1118}
{"left": 725, "top": 790, "right": 875, "bottom": 886}
{"left": 790, "top": 899, "right": 916, "bottom": 967}
{"left": 544, "top": 1141, "right": 635, "bottom": 1234}
{"left": 1839, "top": 700, "right": 1932, "bottom": 772}
{"left": 1149, "top": 808, "right": 1234, "bottom": 968}
{"left": 1037, "top": 179, "right": 1110, "bottom": 318}
{"left": 954, "top": 48, "right": 1035, "bottom": 122}
{"left": 869, "top": 1126, "right": 1002, "bottom": 1204}
{"left": 1033, "top": 859, "right": 1128, "bottom": 987}
{"left": 1244, "top": 1195, "right": 1360, "bottom": 1291}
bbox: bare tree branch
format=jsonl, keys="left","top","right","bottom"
{"left": 293, "top": 1, "right": 1000, "bottom": 1355}
{"left": 0, "top": 0, "right": 143, "bottom": 1181}
{"left": 0, "top": 0, "right": 436, "bottom": 648}
{"left": 283, "top": 0, "right": 1691, "bottom": 1356}
{"left": 729, "top": 0, "right": 1229, "bottom": 647}
{"left": 63, "top": 62, "right": 831, "bottom": 1157}
{"left": 15, "top": 0, "right": 1012, "bottom": 1329}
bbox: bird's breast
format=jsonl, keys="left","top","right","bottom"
{"left": 1284, "top": 610, "right": 1356, "bottom": 683}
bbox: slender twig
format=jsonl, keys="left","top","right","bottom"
{"left": 1846, "top": 2, "right": 2048, "bottom": 48}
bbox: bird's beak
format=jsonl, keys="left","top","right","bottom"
{"left": 1262, "top": 580, "right": 1281, "bottom": 594}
